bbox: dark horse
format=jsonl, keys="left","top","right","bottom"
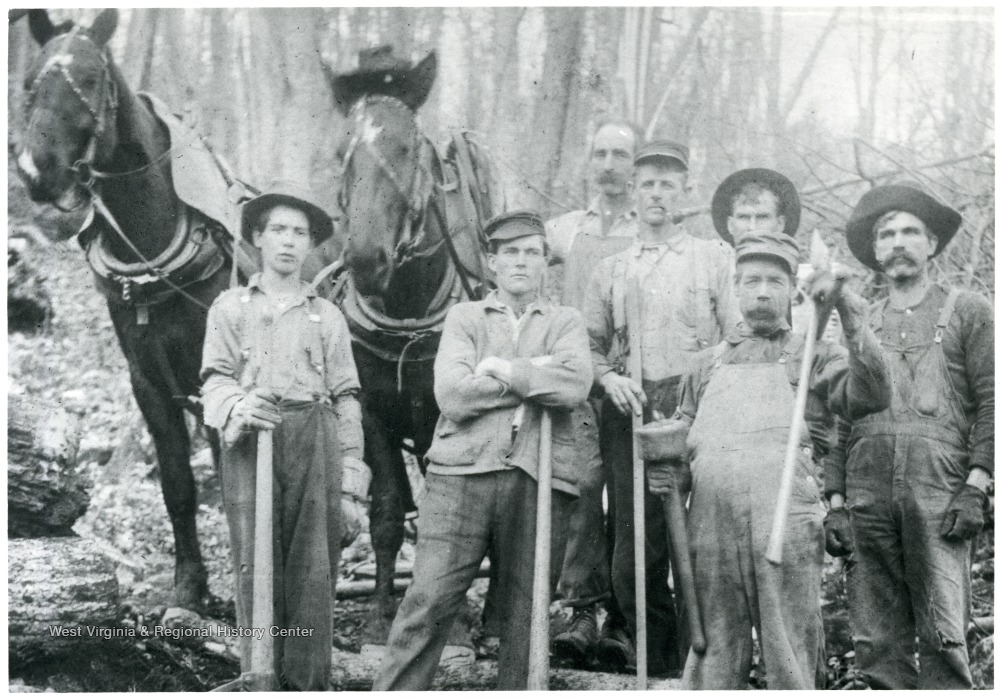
{"left": 331, "top": 74, "right": 504, "bottom": 639}
{"left": 15, "top": 10, "right": 336, "bottom": 610}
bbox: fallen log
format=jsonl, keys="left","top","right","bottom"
{"left": 329, "top": 648, "right": 682, "bottom": 690}
{"left": 8, "top": 537, "right": 120, "bottom": 666}
{"left": 7, "top": 240, "right": 53, "bottom": 334}
{"left": 8, "top": 394, "right": 89, "bottom": 537}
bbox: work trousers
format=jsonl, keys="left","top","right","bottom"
{"left": 220, "top": 403, "right": 344, "bottom": 691}
{"left": 846, "top": 431, "right": 975, "bottom": 689}
{"left": 601, "top": 375, "right": 686, "bottom": 674}
{"left": 373, "top": 469, "right": 570, "bottom": 690}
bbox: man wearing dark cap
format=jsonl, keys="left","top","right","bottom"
{"left": 584, "top": 140, "right": 740, "bottom": 675}
{"left": 711, "top": 167, "right": 802, "bottom": 246}
{"left": 670, "top": 231, "right": 889, "bottom": 689}
{"left": 544, "top": 119, "right": 642, "bottom": 665}
{"left": 374, "top": 211, "right": 592, "bottom": 690}
{"left": 200, "top": 181, "right": 368, "bottom": 689}
{"left": 824, "top": 182, "right": 994, "bottom": 688}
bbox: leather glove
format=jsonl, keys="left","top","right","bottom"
{"left": 647, "top": 460, "right": 692, "bottom": 497}
{"left": 940, "top": 483, "right": 989, "bottom": 541}
{"left": 340, "top": 496, "right": 367, "bottom": 548}
{"left": 823, "top": 507, "right": 853, "bottom": 557}
{"left": 222, "top": 388, "right": 281, "bottom": 445}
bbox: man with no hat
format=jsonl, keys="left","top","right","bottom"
{"left": 543, "top": 119, "right": 642, "bottom": 665}
{"left": 666, "top": 229, "right": 890, "bottom": 688}
{"left": 584, "top": 140, "right": 741, "bottom": 675}
{"left": 200, "top": 181, "right": 370, "bottom": 689}
{"left": 373, "top": 211, "right": 592, "bottom": 689}
{"left": 823, "top": 182, "right": 994, "bottom": 688}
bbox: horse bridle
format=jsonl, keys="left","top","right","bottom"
{"left": 24, "top": 27, "right": 120, "bottom": 200}
{"left": 337, "top": 95, "right": 443, "bottom": 267}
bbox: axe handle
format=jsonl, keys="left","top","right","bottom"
{"left": 662, "top": 489, "right": 706, "bottom": 653}
{"left": 527, "top": 410, "right": 553, "bottom": 690}
{"left": 766, "top": 304, "right": 819, "bottom": 565}
{"left": 247, "top": 430, "right": 277, "bottom": 691}
{"left": 624, "top": 275, "right": 648, "bottom": 690}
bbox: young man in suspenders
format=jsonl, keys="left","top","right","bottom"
{"left": 200, "top": 181, "right": 369, "bottom": 689}
{"left": 671, "top": 231, "right": 890, "bottom": 689}
{"left": 824, "top": 182, "right": 994, "bottom": 688}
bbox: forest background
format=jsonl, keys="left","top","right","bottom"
{"left": 7, "top": 6, "right": 995, "bottom": 296}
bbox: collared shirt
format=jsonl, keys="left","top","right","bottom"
{"left": 426, "top": 290, "right": 592, "bottom": 494}
{"left": 200, "top": 273, "right": 363, "bottom": 459}
{"left": 585, "top": 228, "right": 740, "bottom": 382}
{"left": 675, "top": 321, "right": 891, "bottom": 452}
{"left": 546, "top": 196, "right": 639, "bottom": 264}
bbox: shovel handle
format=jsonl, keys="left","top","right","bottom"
{"left": 248, "top": 430, "right": 276, "bottom": 691}
{"left": 527, "top": 410, "right": 554, "bottom": 690}
{"left": 663, "top": 489, "right": 706, "bottom": 653}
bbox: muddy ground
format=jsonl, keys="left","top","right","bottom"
{"left": 8, "top": 242, "right": 995, "bottom": 691}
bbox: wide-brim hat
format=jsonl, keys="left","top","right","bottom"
{"left": 845, "top": 182, "right": 962, "bottom": 270}
{"left": 332, "top": 45, "right": 437, "bottom": 115}
{"left": 712, "top": 168, "right": 801, "bottom": 246}
{"left": 241, "top": 180, "right": 334, "bottom": 244}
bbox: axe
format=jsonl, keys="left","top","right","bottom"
{"left": 635, "top": 418, "right": 707, "bottom": 654}
{"left": 527, "top": 410, "right": 553, "bottom": 690}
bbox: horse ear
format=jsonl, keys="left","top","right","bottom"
{"left": 27, "top": 9, "right": 57, "bottom": 45}
{"left": 88, "top": 8, "right": 119, "bottom": 47}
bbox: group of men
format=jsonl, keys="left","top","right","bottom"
{"left": 199, "top": 115, "right": 992, "bottom": 690}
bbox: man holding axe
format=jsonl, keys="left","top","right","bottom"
{"left": 373, "top": 211, "right": 592, "bottom": 690}
{"left": 671, "top": 230, "right": 890, "bottom": 689}
{"left": 584, "top": 141, "right": 740, "bottom": 677}
{"left": 200, "top": 181, "right": 370, "bottom": 689}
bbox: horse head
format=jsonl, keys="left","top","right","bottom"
{"left": 335, "top": 55, "right": 440, "bottom": 297}
{"left": 17, "top": 9, "right": 121, "bottom": 211}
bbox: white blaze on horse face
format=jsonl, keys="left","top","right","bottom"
{"left": 360, "top": 115, "right": 383, "bottom": 146}
{"left": 17, "top": 149, "right": 40, "bottom": 182}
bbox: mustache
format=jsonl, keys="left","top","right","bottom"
{"left": 597, "top": 171, "right": 624, "bottom": 184}
{"left": 884, "top": 251, "right": 918, "bottom": 267}
{"left": 744, "top": 302, "right": 781, "bottom": 321}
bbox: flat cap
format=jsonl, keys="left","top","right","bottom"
{"left": 735, "top": 231, "right": 801, "bottom": 275}
{"left": 634, "top": 139, "right": 689, "bottom": 169}
{"left": 483, "top": 210, "right": 546, "bottom": 243}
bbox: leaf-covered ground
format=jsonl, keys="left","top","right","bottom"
{"left": 8, "top": 242, "right": 994, "bottom": 690}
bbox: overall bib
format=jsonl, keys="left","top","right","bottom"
{"left": 682, "top": 345, "right": 825, "bottom": 689}
{"left": 846, "top": 289, "right": 974, "bottom": 689}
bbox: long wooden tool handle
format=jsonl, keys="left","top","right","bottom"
{"left": 624, "top": 276, "right": 648, "bottom": 690}
{"left": 765, "top": 305, "right": 819, "bottom": 565}
{"left": 248, "top": 430, "right": 277, "bottom": 691}
{"left": 663, "top": 489, "right": 706, "bottom": 653}
{"left": 527, "top": 410, "right": 554, "bottom": 691}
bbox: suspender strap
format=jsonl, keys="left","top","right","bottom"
{"left": 935, "top": 287, "right": 960, "bottom": 344}
{"left": 868, "top": 297, "right": 889, "bottom": 334}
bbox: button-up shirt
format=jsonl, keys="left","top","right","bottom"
{"left": 585, "top": 229, "right": 740, "bottom": 382}
{"left": 200, "top": 274, "right": 363, "bottom": 460}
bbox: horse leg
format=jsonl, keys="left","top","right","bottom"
{"left": 363, "top": 413, "right": 409, "bottom": 644}
{"left": 130, "top": 369, "right": 207, "bottom": 611}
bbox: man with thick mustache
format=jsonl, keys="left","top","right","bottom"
{"left": 669, "top": 231, "right": 890, "bottom": 689}
{"left": 584, "top": 140, "right": 739, "bottom": 675}
{"left": 543, "top": 119, "right": 642, "bottom": 665}
{"left": 823, "top": 183, "right": 994, "bottom": 688}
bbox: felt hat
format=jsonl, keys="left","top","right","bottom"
{"left": 483, "top": 210, "right": 546, "bottom": 244}
{"left": 240, "top": 180, "right": 334, "bottom": 244}
{"left": 845, "top": 181, "right": 962, "bottom": 270}
{"left": 711, "top": 168, "right": 801, "bottom": 246}
{"left": 332, "top": 45, "right": 437, "bottom": 116}
{"left": 634, "top": 139, "right": 689, "bottom": 169}
{"left": 735, "top": 231, "right": 801, "bottom": 276}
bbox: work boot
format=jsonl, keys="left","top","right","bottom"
{"left": 552, "top": 604, "right": 599, "bottom": 662}
{"left": 596, "top": 614, "right": 635, "bottom": 671}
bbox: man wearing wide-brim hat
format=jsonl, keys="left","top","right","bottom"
{"left": 670, "top": 230, "right": 889, "bottom": 688}
{"left": 201, "top": 180, "right": 369, "bottom": 689}
{"left": 374, "top": 211, "right": 593, "bottom": 689}
{"left": 711, "top": 167, "right": 802, "bottom": 246}
{"left": 823, "top": 182, "right": 994, "bottom": 688}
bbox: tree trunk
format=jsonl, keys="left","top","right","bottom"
{"left": 8, "top": 395, "right": 89, "bottom": 538}
{"left": 328, "top": 649, "right": 682, "bottom": 690}
{"left": 8, "top": 537, "right": 120, "bottom": 666}
{"left": 526, "top": 8, "right": 585, "bottom": 214}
